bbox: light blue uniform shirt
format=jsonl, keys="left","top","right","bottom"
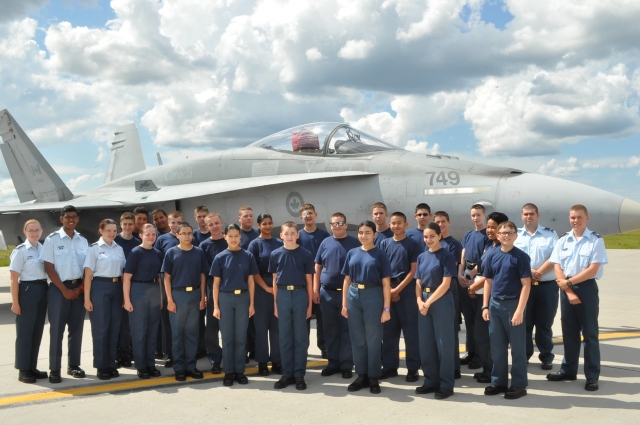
{"left": 549, "top": 228, "right": 608, "bottom": 280}
{"left": 514, "top": 225, "right": 559, "bottom": 282}
{"left": 84, "top": 237, "right": 126, "bottom": 278}
{"left": 9, "top": 241, "right": 47, "bottom": 281}
{"left": 40, "top": 228, "right": 89, "bottom": 281}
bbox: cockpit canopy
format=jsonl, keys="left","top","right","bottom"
{"left": 247, "top": 123, "right": 401, "bottom": 156}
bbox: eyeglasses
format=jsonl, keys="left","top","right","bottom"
{"left": 62, "top": 215, "right": 78, "bottom": 220}
{"left": 498, "top": 231, "right": 517, "bottom": 236}
{"left": 330, "top": 221, "right": 346, "bottom": 227}
{"left": 415, "top": 213, "right": 431, "bottom": 217}
{"left": 179, "top": 232, "right": 193, "bottom": 236}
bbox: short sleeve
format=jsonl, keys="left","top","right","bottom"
{"left": 247, "top": 252, "right": 259, "bottom": 275}
{"left": 210, "top": 255, "right": 222, "bottom": 278}
{"left": 518, "top": 252, "right": 532, "bottom": 278}
{"left": 482, "top": 251, "right": 494, "bottom": 278}
{"left": 341, "top": 251, "right": 352, "bottom": 276}
{"left": 161, "top": 251, "right": 174, "bottom": 274}
{"left": 200, "top": 250, "right": 209, "bottom": 274}
{"left": 124, "top": 250, "right": 139, "bottom": 275}
{"left": 83, "top": 247, "right": 97, "bottom": 271}
{"left": 39, "top": 237, "right": 55, "bottom": 263}
{"left": 314, "top": 243, "right": 324, "bottom": 265}
{"left": 414, "top": 255, "right": 424, "bottom": 281}
{"left": 549, "top": 238, "right": 563, "bottom": 264}
{"left": 378, "top": 250, "right": 392, "bottom": 279}
{"left": 9, "top": 248, "right": 25, "bottom": 273}
{"left": 443, "top": 253, "right": 456, "bottom": 277}
{"left": 590, "top": 238, "right": 608, "bottom": 265}
{"left": 409, "top": 242, "right": 420, "bottom": 264}
{"left": 268, "top": 252, "right": 277, "bottom": 274}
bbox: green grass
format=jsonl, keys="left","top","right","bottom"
{"left": 0, "top": 245, "right": 15, "bottom": 267}
{"left": 604, "top": 230, "right": 640, "bottom": 249}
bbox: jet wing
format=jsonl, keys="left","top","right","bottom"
{"left": 0, "top": 171, "right": 377, "bottom": 213}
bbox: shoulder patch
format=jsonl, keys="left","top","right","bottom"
{"left": 47, "top": 232, "right": 57, "bottom": 238}
{"left": 90, "top": 242, "right": 98, "bottom": 247}
{"left": 543, "top": 227, "right": 554, "bottom": 232}
{"left": 593, "top": 232, "right": 602, "bottom": 238}
{"left": 15, "top": 243, "right": 25, "bottom": 249}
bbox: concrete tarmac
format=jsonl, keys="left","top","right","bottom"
{"left": 0, "top": 250, "right": 638, "bottom": 424}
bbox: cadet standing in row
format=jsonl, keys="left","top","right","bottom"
{"left": 513, "top": 203, "right": 559, "bottom": 370}
{"left": 115, "top": 212, "right": 139, "bottom": 368}
{"left": 40, "top": 205, "right": 88, "bottom": 384}
{"left": 372, "top": 202, "right": 393, "bottom": 246}
{"left": 83, "top": 219, "right": 126, "bottom": 380}
{"left": 406, "top": 203, "right": 432, "bottom": 251}
{"left": 314, "top": 213, "right": 360, "bottom": 378}
{"left": 547, "top": 204, "right": 607, "bottom": 391}
{"left": 10, "top": 220, "right": 49, "bottom": 383}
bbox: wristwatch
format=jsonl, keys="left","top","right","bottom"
{"left": 482, "top": 306, "right": 489, "bottom": 311}
{"left": 383, "top": 307, "right": 390, "bottom": 313}
{"left": 566, "top": 279, "right": 574, "bottom": 288}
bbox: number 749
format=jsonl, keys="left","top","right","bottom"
{"left": 425, "top": 171, "right": 460, "bottom": 186}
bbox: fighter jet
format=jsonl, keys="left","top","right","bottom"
{"left": 1, "top": 108, "right": 639, "bottom": 246}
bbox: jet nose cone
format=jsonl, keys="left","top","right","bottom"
{"left": 619, "top": 198, "right": 640, "bottom": 234}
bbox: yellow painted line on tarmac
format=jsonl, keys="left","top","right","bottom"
{"left": 0, "top": 360, "right": 328, "bottom": 408}
{"left": 2, "top": 331, "right": 639, "bottom": 408}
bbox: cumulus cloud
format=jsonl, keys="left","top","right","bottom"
{"left": 0, "top": 0, "right": 47, "bottom": 24}
{"left": 338, "top": 39, "right": 375, "bottom": 59}
{"left": 66, "top": 172, "right": 104, "bottom": 191}
{"left": 538, "top": 157, "right": 580, "bottom": 176}
{"left": 306, "top": 48, "right": 324, "bottom": 61}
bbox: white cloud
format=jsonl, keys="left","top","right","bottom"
{"left": 404, "top": 140, "right": 440, "bottom": 154}
{"left": 538, "top": 157, "right": 580, "bottom": 176}
{"left": 338, "top": 39, "right": 374, "bottom": 60}
{"left": 306, "top": 47, "right": 324, "bottom": 61}
{"left": 0, "top": 0, "right": 47, "bottom": 24}
{"left": 0, "top": 178, "right": 19, "bottom": 205}
{"left": 96, "top": 146, "right": 107, "bottom": 162}
{"left": 627, "top": 156, "right": 640, "bottom": 167}
{"left": 66, "top": 172, "right": 104, "bottom": 191}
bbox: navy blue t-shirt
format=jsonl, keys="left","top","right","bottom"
{"left": 415, "top": 248, "right": 457, "bottom": 289}
{"left": 155, "top": 232, "right": 179, "bottom": 257}
{"left": 315, "top": 236, "right": 361, "bottom": 289}
{"left": 298, "top": 228, "right": 330, "bottom": 259}
{"left": 462, "top": 229, "right": 492, "bottom": 265}
{"left": 240, "top": 228, "right": 260, "bottom": 250}
{"left": 269, "top": 246, "right": 314, "bottom": 287}
{"left": 482, "top": 247, "right": 532, "bottom": 299}
{"left": 115, "top": 234, "right": 141, "bottom": 259}
{"left": 373, "top": 228, "right": 394, "bottom": 247}
{"left": 442, "top": 236, "right": 463, "bottom": 264}
{"left": 161, "top": 246, "right": 209, "bottom": 288}
{"left": 124, "top": 246, "right": 163, "bottom": 281}
{"left": 341, "top": 247, "right": 392, "bottom": 285}
{"left": 406, "top": 227, "right": 426, "bottom": 251}
{"left": 199, "top": 237, "right": 228, "bottom": 283}
{"left": 379, "top": 236, "right": 421, "bottom": 279}
{"left": 210, "top": 249, "right": 259, "bottom": 292}
{"left": 193, "top": 229, "right": 211, "bottom": 246}
{"left": 248, "top": 237, "right": 283, "bottom": 284}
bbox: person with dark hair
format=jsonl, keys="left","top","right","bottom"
{"left": 514, "top": 203, "right": 559, "bottom": 370}
{"left": 162, "top": 222, "right": 208, "bottom": 382}
{"left": 151, "top": 209, "right": 170, "bottom": 235}
{"left": 433, "top": 211, "right": 463, "bottom": 378}
{"left": 371, "top": 202, "right": 393, "bottom": 246}
{"left": 247, "top": 213, "right": 283, "bottom": 376}
{"left": 199, "top": 212, "right": 227, "bottom": 373}
{"left": 212, "top": 223, "right": 258, "bottom": 386}
{"left": 341, "top": 220, "right": 392, "bottom": 394}
{"left": 467, "top": 211, "right": 509, "bottom": 383}
{"left": 380, "top": 212, "right": 421, "bottom": 382}
{"left": 481, "top": 221, "right": 532, "bottom": 400}
{"left": 270, "top": 222, "right": 314, "bottom": 391}
{"left": 40, "top": 205, "right": 88, "bottom": 384}
{"left": 406, "top": 203, "right": 432, "bottom": 251}
{"left": 133, "top": 206, "right": 149, "bottom": 234}
{"left": 314, "top": 212, "right": 360, "bottom": 379}
{"left": 123, "top": 223, "right": 163, "bottom": 379}
{"left": 192, "top": 206, "right": 211, "bottom": 246}
{"left": 547, "top": 205, "right": 608, "bottom": 392}
{"left": 10, "top": 219, "right": 48, "bottom": 384}
{"left": 414, "top": 222, "right": 457, "bottom": 400}
{"left": 83, "top": 219, "right": 126, "bottom": 380}
{"left": 458, "top": 204, "right": 491, "bottom": 369}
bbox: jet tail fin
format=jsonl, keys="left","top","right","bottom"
{"left": 0, "top": 109, "right": 74, "bottom": 203}
{"left": 104, "top": 123, "right": 146, "bottom": 183}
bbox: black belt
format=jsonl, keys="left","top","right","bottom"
{"left": 465, "top": 262, "right": 477, "bottom": 270}
{"left": 390, "top": 275, "right": 406, "bottom": 283}
{"left": 173, "top": 286, "right": 200, "bottom": 292}
{"left": 63, "top": 279, "right": 80, "bottom": 285}
{"left": 277, "top": 285, "right": 306, "bottom": 291}
{"left": 323, "top": 286, "right": 343, "bottom": 291}
{"left": 351, "top": 282, "right": 381, "bottom": 289}
{"left": 532, "top": 279, "right": 555, "bottom": 286}
{"left": 221, "top": 289, "right": 248, "bottom": 294}
{"left": 134, "top": 278, "right": 158, "bottom": 283}
{"left": 492, "top": 296, "right": 518, "bottom": 301}
{"left": 20, "top": 279, "right": 48, "bottom": 284}
{"left": 93, "top": 276, "right": 122, "bottom": 283}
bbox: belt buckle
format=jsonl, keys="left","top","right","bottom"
{"left": 357, "top": 284, "right": 365, "bottom": 289}
{"left": 234, "top": 289, "right": 242, "bottom": 295}
{"left": 532, "top": 281, "right": 539, "bottom": 286}
{"left": 112, "top": 277, "right": 118, "bottom": 283}
{"left": 336, "top": 288, "right": 342, "bottom": 291}
{"left": 424, "top": 288, "right": 431, "bottom": 293}
{"left": 186, "top": 287, "right": 193, "bottom": 292}
{"left": 71, "top": 279, "right": 78, "bottom": 285}
{"left": 286, "top": 285, "right": 294, "bottom": 290}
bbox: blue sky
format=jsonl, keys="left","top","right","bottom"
{"left": 1, "top": 0, "right": 639, "bottom": 203}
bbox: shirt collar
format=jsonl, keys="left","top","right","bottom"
{"left": 568, "top": 227, "right": 593, "bottom": 241}
{"left": 97, "top": 237, "right": 118, "bottom": 247}
{"left": 519, "top": 225, "right": 543, "bottom": 236}
{"left": 56, "top": 227, "right": 79, "bottom": 240}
